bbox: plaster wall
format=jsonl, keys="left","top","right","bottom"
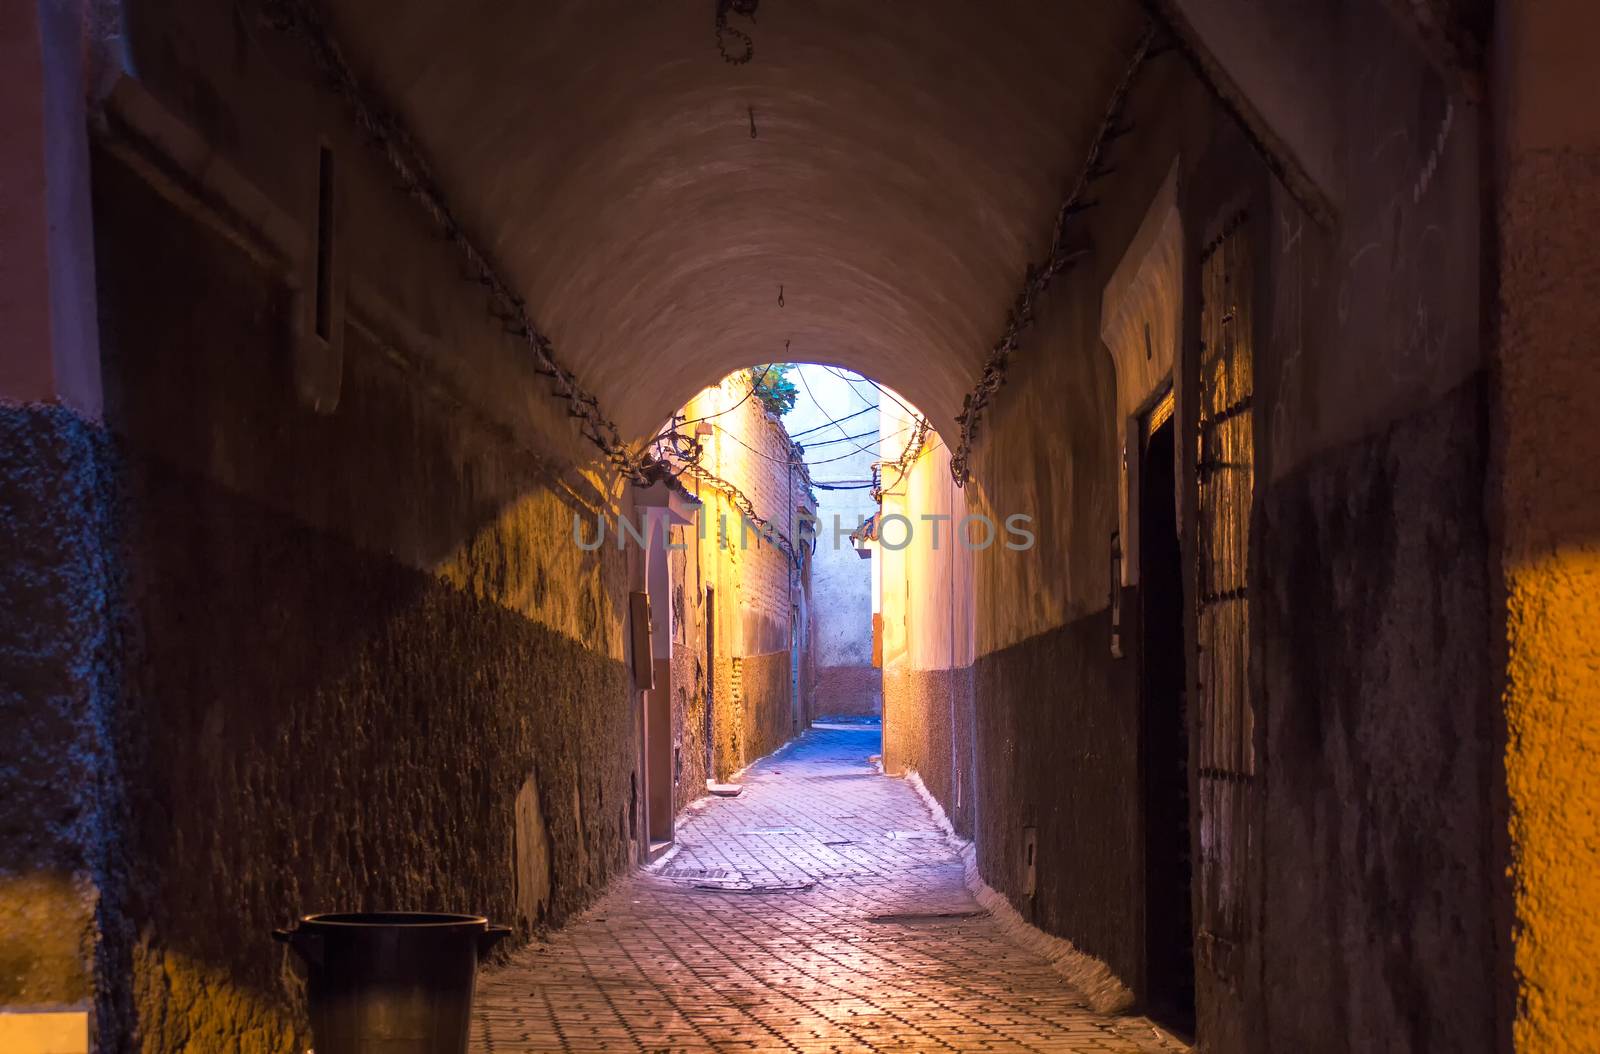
{"left": 953, "top": 4, "right": 1500, "bottom": 1046}
{"left": 85, "top": 136, "right": 638, "bottom": 1052}
{"left": 1239, "top": 5, "right": 1496, "bottom": 1047}
{"left": 2, "top": 5, "right": 666, "bottom": 1048}
{"left": 786, "top": 366, "right": 879, "bottom": 716}
{"left": 1101, "top": 167, "right": 1181, "bottom": 588}
{"left": 673, "top": 376, "right": 815, "bottom": 782}
{"left": 1163, "top": 0, "right": 1342, "bottom": 219}
{"left": 1494, "top": 2, "right": 1600, "bottom": 1049}
{"left": 308, "top": 0, "right": 1150, "bottom": 444}
{"left": 876, "top": 405, "right": 976, "bottom": 837}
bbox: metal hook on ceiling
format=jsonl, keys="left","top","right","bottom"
{"left": 778, "top": 285, "right": 785, "bottom": 308}
{"left": 749, "top": 106, "right": 758, "bottom": 139}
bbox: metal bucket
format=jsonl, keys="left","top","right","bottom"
{"left": 274, "top": 912, "right": 511, "bottom": 1054}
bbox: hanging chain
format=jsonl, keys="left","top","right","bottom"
{"left": 261, "top": 0, "right": 652, "bottom": 483}
{"left": 654, "top": 433, "right": 804, "bottom": 568}
{"left": 872, "top": 414, "right": 931, "bottom": 504}
{"left": 262, "top": 0, "right": 1154, "bottom": 491}
{"left": 676, "top": 459, "right": 801, "bottom": 567}
{"left": 948, "top": 24, "right": 1159, "bottom": 485}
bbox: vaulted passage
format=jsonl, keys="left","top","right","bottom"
{"left": 4, "top": 2, "right": 1599, "bottom": 1053}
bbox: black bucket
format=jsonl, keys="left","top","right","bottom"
{"left": 274, "top": 912, "right": 512, "bottom": 1054}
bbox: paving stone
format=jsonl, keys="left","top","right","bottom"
{"left": 473, "top": 724, "right": 1186, "bottom": 1054}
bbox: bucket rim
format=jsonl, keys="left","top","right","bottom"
{"left": 294, "top": 911, "right": 490, "bottom": 929}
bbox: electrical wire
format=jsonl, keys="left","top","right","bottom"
{"left": 822, "top": 364, "right": 923, "bottom": 422}
{"left": 803, "top": 427, "right": 911, "bottom": 465}
{"left": 795, "top": 367, "right": 883, "bottom": 458}
{"left": 787, "top": 402, "right": 877, "bottom": 439}
{"left": 712, "top": 422, "right": 903, "bottom": 469}
{"left": 794, "top": 426, "right": 881, "bottom": 448}
{"left": 650, "top": 365, "right": 769, "bottom": 443}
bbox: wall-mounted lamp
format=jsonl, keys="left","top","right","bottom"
{"left": 631, "top": 479, "right": 702, "bottom": 527}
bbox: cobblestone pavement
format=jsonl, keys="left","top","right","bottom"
{"left": 473, "top": 720, "right": 1186, "bottom": 1053}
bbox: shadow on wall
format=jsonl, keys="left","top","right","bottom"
{"left": 85, "top": 144, "right": 639, "bottom": 1047}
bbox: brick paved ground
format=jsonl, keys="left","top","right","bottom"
{"left": 473, "top": 720, "right": 1187, "bottom": 1053}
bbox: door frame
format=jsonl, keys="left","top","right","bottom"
{"left": 1136, "top": 383, "right": 1194, "bottom": 1036}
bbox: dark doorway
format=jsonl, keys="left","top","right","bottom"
{"left": 1139, "top": 399, "right": 1194, "bottom": 1036}
{"left": 704, "top": 587, "right": 716, "bottom": 780}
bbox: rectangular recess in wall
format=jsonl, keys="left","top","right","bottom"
{"left": 313, "top": 145, "right": 335, "bottom": 341}
{"left": 629, "top": 592, "right": 654, "bottom": 689}
{"left": 1022, "top": 826, "right": 1038, "bottom": 897}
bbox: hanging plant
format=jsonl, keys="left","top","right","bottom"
{"left": 749, "top": 364, "right": 798, "bottom": 416}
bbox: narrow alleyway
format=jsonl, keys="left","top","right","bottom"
{"left": 15, "top": 3, "right": 1596, "bottom": 1050}
{"left": 473, "top": 723, "right": 1182, "bottom": 1053}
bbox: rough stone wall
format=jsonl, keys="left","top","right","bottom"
{"left": 667, "top": 574, "right": 707, "bottom": 816}
{"left": 1494, "top": 2, "right": 1600, "bottom": 1049}
{"left": 813, "top": 666, "right": 880, "bottom": 717}
{"left": 972, "top": 616, "right": 1140, "bottom": 983}
{"left": 0, "top": 404, "right": 114, "bottom": 1013}
{"left": 69, "top": 39, "right": 642, "bottom": 1045}
{"left": 738, "top": 651, "right": 794, "bottom": 773}
{"left": 883, "top": 666, "right": 975, "bottom": 839}
{"left": 672, "top": 376, "right": 814, "bottom": 785}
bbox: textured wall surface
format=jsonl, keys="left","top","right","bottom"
{"left": 944, "top": 57, "right": 1213, "bottom": 1011}
{"left": 973, "top": 615, "right": 1140, "bottom": 985}
{"left": 106, "top": 470, "right": 633, "bottom": 1051}
{"left": 936, "top": 3, "right": 1498, "bottom": 1043}
{"left": 79, "top": 111, "right": 639, "bottom": 1048}
{"left": 738, "top": 651, "right": 795, "bottom": 775}
{"left": 882, "top": 666, "right": 974, "bottom": 839}
{"left": 671, "top": 375, "right": 812, "bottom": 786}
{"left": 813, "top": 666, "right": 881, "bottom": 718}
{"left": 0, "top": 404, "right": 112, "bottom": 1010}
{"left": 1496, "top": 2, "right": 1600, "bottom": 1048}
{"left": 1256, "top": 377, "right": 1496, "bottom": 1052}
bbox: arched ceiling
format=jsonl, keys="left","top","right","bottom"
{"left": 325, "top": 0, "right": 1145, "bottom": 442}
